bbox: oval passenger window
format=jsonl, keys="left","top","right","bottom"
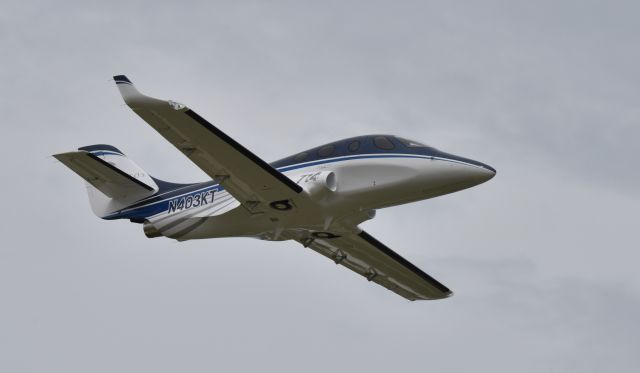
{"left": 373, "top": 136, "right": 395, "bottom": 150}
{"left": 318, "top": 144, "right": 335, "bottom": 157}
{"left": 294, "top": 152, "right": 308, "bottom": 162}
{"left": 348, "top": 140, "right": 360, "bottom": 152}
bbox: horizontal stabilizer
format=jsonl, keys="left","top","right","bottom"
{"left": 54, "top": 150, "right": 157, "bottom": 199}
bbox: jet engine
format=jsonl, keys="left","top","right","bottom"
{"left": 143, "top": 220, "right": 162, "bottom": 238}
{"left": 297, "top": 171, "right": 337, "bottom": 201}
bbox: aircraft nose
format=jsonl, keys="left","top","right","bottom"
{"left": 468, "top": 162, "right": 496, "bottom": 183}
{"left": 441, "top": 157, "right": 496, "bottom": 188}
{"left": 444, "top": 153, "right": 496, "bottom": 184}
{"left": 419, "top": 155, "right": 496, "bottom": 197}
{"left": 479, "top": 162, "right": 496, "bottom": 175}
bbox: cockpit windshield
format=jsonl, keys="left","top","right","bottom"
{"left": 271, "top": 134, "right": 440, "bottom": 170}
{"left": 395, "top": 137, "right": 429, "bottom": 148}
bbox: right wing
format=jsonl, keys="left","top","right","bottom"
{"left": 113, "top": 75, "right": 303, "bottom": 213}
{"left": 291, "top": 230, "right": 452, "bottom": 301}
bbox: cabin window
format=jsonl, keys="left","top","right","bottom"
{"left": 294, "top": 152, "right": 308, "bottom": 162}
{"left": 348, "top": 140, "right": 360, "bottom": 152}
{"left": 318, "top": 144, "right": 335, "bottom": 157}
{"left": 373, "top": 136, "right": 395, "bottom": 150}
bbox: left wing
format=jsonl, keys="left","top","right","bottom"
{"left": 290, "top": 230, "right": 452, "bottom": 301}
{"left": 113, "top": 75, "right": 303, "bottom": 212}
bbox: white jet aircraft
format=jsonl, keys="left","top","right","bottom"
{"left": 54, "top": 75, "right": 496, "bottom": 301}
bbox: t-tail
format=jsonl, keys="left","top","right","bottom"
{"left": 54, "top": 144, "right": 160, "bottom": 220}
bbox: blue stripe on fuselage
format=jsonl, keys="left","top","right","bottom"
{"left": 104, "top": 183, "right": 223, "bottom": 220}
{"left": 105, "top": 153, "right": 475, "bottom": 220}
{"left": 276, "top": 153, "right": 467, "bottom": 172}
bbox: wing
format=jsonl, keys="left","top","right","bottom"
{"left": 113, "top": 75, "right": 302, "bottom": 212}
{"left": 291, "top": 230, "right": 452, "bottom": 301}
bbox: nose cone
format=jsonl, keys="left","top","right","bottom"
{"left": 421, "top": 156, "right": 496, "bottom": 197}
{"left": 465, "top": 162, "right": 496, "bottom": 184}
{"left": 478, "top": 162, "right": 496, "bottom": 175}
{"left": 436, "top": 151, "right": 496, "bottom": 185}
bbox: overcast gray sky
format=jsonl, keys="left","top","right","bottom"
{"left": 2, "top": 1, "right": 639, "bottom": 372}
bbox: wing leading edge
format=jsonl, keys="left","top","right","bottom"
{"left": 292, "top": 230, "right": 452, "bottom": 301}
{"left": 113, "top": 75, "right": 302, "bottom": 212}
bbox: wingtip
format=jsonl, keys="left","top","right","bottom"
{"left": 113, "top": 74, "right": 147, "bottom": 104}
{"left": 113, "top": 75, "right": 132, "bottom": 85}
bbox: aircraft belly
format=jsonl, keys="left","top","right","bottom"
{"left": 143, "top": 157, "right": 488, "bottom": 240}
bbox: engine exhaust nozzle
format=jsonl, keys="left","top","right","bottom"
{"left": 143, "top": 221, "right": 162, "bottom": 238}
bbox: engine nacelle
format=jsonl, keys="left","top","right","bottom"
{"left": 296, "top": 171, "right": 338, "bottom": 201}
{"left": 143, "top": 220, "right": 162, "bottom": 238}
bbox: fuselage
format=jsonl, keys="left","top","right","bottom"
{"left": 105, "top": 135, "right": 495, "bottom": 240}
